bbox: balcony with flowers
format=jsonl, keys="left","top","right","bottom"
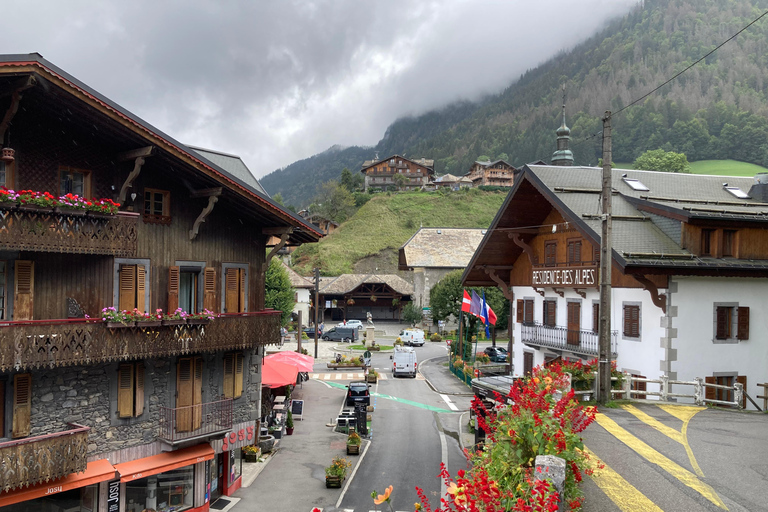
{"left": 0, "top": 187, "right": 137, "bottom": 256}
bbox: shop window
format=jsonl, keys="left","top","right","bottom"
{"left": 622, "top": 303, "right": 640, "bottom": 339}
{"left": 143, "top": 188, "right": 171, "bottom": 224}
{"left": 714, "top": 305, "right": 749, "bottom": 341}
{"left": 12, "top": 373, "right": 31, "bottom": 438}
{"left": 223, "top": 352, "right": 244, "bottom": 399}
{"left": 701, "top": 229, "right": 715, "bottom": 256}
{"left": 126, "top": 468, "right": 194, "bottom": 512}
{"left": 567, "top": 239, "right": 582, "bottom": 264}
{"left": 59, "top": 167, "right": 91, "bottom": 197}
{"left": 545, "top": 241, "right": 557, "bottom": 266}
{"left": 543, "top": 299, "right": 556, "bottom": 327}
{"left": 118, "top": 362, "right": 145, "bottom": 418}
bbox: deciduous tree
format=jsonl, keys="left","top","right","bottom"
{"left": 633, "top": 149, "right": 691, "bottom": 173}
{"left": 265, "top": 258, "right": 295, "bottom": 325}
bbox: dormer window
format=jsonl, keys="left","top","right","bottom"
{"left": 622, "top": 177, "right": 649, "bottom": 191}
{"left": 724, "top": 186, "right": 750, "bottom": 199}
{"left": 701, "top": 229, "right": 715, "bottom": 256}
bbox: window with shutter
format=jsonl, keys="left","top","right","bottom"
{"left": 524, "top": 299, "right": 534, "bottom": 325}
{"left": 544, "top": 300, "right": 556, "bottom": 327}
{"left": 234, "top": 353, "right": 244, "bottom": 399}
{"left": 623, "top": 304, "right": 640, "bottom": 338}
{"left": 176, "top": 357, "right": 193, "bottom": 432}
{"left": 701, "top": 229, "right": 715, "bottom": 256}
{"left": 737, "top": 307, "right": 749, "bottom": 340}
{"left": 118, "top": 264, "right": 147, "bottom": 313}
{"left": 168, "top": 266, "right": 180, "bottom": 313}
{"left": 204, "top": 267, "right": 216, "bottom": 312}
{"left": 223, "top": 353, "right": 235, "bottom": 398}
{"left": 13, "top": 260, "right": 34, "bottom": 321}
{"left": 224, "top": 266, "right": 247, "bottom": 313}
{"left": 134, "top": 364, "right": 145, "bottom": 417}
{"left": 567, "top": 239, "right": 582, "bottom": 264}
{"left": 516, "top": 300, "right": 524, "bottom": 324}
{"left": 117, "top": 364, "right": 134, "bottom": 418}
{"left": 545, "top": 241, "right": 557, "bottom": 267}
{"left": 715, "top": 306, "right": 732, "bottom": 340}
{"left": 567, "top": 302, "right": 580, "bottom": 345}
{"left": 631, "top": 374, "right": 647, "bottom": 400}
{"left": 12, "top": 373, "right": 31, "bottom": 438}
{"left": 704, "top": 376, "right": 716, "bottom": 402}
{"left": 193, "top": 357, "right": 203, "bottom": 430}
{"left": 523, "top": 352, "right": 534, "bottom": 376}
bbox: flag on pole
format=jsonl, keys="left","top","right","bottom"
{"left": 482, "top": 290, "right": 491, "bottom": 338}
{"left": 461, "top": 290, "right": 472, "bottom": 313}
{"left": 470, "top": 290, "right": 483, "bottom": 318}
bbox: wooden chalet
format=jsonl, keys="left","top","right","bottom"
{"left": 464, "top": 159, "right": 516, "bottom": 187}
{"left": 464, "top": 163, "right": 768, "bottom": 409}
{"left": 360, "top": 154, "right": 434, "bottom": 192}
{"left": 0, "top": 53, "right": 321, "bottom": 511}
{"left": 317, "top": 274, "right": 413, "bottom": 322}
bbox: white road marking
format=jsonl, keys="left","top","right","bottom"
{"left": 440, "top": 394, "right": 459, "bottom": 411}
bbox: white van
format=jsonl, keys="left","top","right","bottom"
{"left": 392, "top": 346, "right": 417, "bottom": 378}
{"left": 399, "top": 328, "right": 425, "bottom": 347}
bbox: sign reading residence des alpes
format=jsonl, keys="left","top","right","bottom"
{"left": 531, "top": 265, "right": 598, "bottom": 288}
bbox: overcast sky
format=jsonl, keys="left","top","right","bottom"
{"left": 2, "top": 0, "right": 637, "bottom": 178}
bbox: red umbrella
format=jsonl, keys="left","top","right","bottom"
{"left": 262, "top": 359, "right": 299, "bottom": 388}
{"left": 264, "top": 351, "right": 315, "bottom": 373}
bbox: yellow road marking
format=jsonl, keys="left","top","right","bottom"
{"left": 595, "top": 413, "right": 727, "bottom": 510}
{"left": 584, "top": 446, "right": 663, "bottom": 512}
{"left": 622, "top": 404, "right": 706, "bottom": 477}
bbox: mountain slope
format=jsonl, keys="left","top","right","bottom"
{"left": 263, "top": 0, "right": 768, "bottom": 207}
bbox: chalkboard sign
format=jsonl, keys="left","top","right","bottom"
{"left": 291, "top": 399, "right": 304, "bottom": 420}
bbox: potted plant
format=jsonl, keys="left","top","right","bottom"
{"left": 85, "top": 197, "right": 120, "bottom": 217}
{"left": 55, "top": 193, "right": 88, "bottom": 216}
{"left": 17, "top": 189, "right": 57, "bottom": 212}
{"left": 187, "top": 308, "right": 215, "bottom": 325}
{"left": 366, "top": 369, "right": 378, "bottom": 384}
{"left": 325, "top": 456, "right": 351, "bottom": 488}
{"left": 0, "top": 187, "right": 18, "bottom": 209}
{"left": 347, "top": 298, "right": 355, "bottom": 305}
{"left": 346, "top": 431, "right": 362, "bottom": 455}
{"left": 286, "top": 410, "right": 294, "bottom": 435}
{"left": 242, "top": 445, "right": 260, "bottom": 463}
{"left": 162, "top": 308, "right": 188, "bottom": 326}
{"left": 269, "top": 424, "right": 283, "bottom": 440}
{"left": 101, "top": 307, "right": 135, "bottom": 328}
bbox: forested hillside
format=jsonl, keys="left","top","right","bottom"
{"left": 262, "top": 0, "right": 768, "bottom": 207}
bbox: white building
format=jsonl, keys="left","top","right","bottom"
{"left": 464, "top": 164, "right": 768, "bottom": 409}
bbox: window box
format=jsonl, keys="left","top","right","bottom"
{"left": 162, "top": 319, "right": 187, "bottom": 326}
{"left": 86, "top": 210, "right": 114, "bottom": 219}
{"left": 0, "top": 201, "right": 14, "bottom": 210}
{"left": 136, "top": 320, "right": 162, "bottom": 328}
{"left": 17, "top": 204, "right": 53, "bottom": 214}
{"left": 54, "top": 206, "right": 86, "bottom": 217}
{"left": 106, "top": 321, "right": 136, "bottom": 329}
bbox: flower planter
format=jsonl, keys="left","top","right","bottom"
{"left": 54, "top": 207, "right": 86, "bottom": 217}
{"left": 258, "top": 435, "right": 276, "bottom": 454}
{"left": 137, "top": 321, "right": 162, "bottom": 328}
{"left": 17, "top": 204, "right": 54, "bottom": 213}
{"left": 244, "top": 453, "right": 260, "bottom": 463}
{"left": 106, "top": 321, "right": 135, "bottom": 329}
{"left": 86, "top": 211, "right": 115, "bottom": 219}
{"left": 325, "top": 475, "right": 345, "bottom": 488}
{"left": 162, "top": 319, "right": 187, "bottom": 326}
{"left": 286, "top": 427, "right": 294, "bottom": 435}
{"left": 366, "top": 374, "right": 377, "bottom": 383}
{"left": 0, "top": 201, "right": 15, "bottom": 210}
{"left": 346, "top": 444, "right": 360, "bottom": 455}
{"left": 327, "top": 363, "right": 366, "bottom": 369}
{"left": 271, "top": 428, "right": 283, "bottom": 439}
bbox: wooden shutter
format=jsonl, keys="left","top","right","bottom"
{"left": 136, "top": 265, "right": 146, "bottom": 313}
{"left": 737, "top": 307, "right": 749, "bottom": 340}
{"left": 567, "top": 302, "right": 580, "bottom": 345}
{"left": 624, "top": 305, "right": 639, "bottom": 337}
{"left": 193, "top": 357, "right": 203, "bottom": 430}
{"left": 516, "top": 300, "right": 524, "bottom": 324}
{"left": 239, "top": 268, "right": 247, "bottom": 312}
{"left": 119, "top": 265, "right": 137, "bottom": 312}
{"left": 705, "top": 376, "right": 716, "bottom": 402}
{"left": 715, "top": 307, "right": 729, "bottom": 340}
{"left": 203, "top": 267, "right": 216, "bottom": 312}
{"left": 13, "top": 261, "right": 34, "bottom": 321}
{"left": 234, "top": 353, "right": 244, "bottom": 399}
{"left": 176, "top": 358, "right": 193, "bottom": 432}
{"left": 545, "top": 300, "right": 556, "bottom": 327}
{"left": 168, "top": 266, "right": 180, "bottom": 314}
{"left": 134, "top": 363, "right": 145, "bottom": 417}
{"left": 12, "top": 373, "right": 31, "bottom": 438}
{"left": 523, "top": 352, "right": 534, "bottom": 376}
{"left": 592, "top": 303, "right": 599, "bottom": 333}
{"left": 223, "top": 353, "right": 234, "bottom": 399}
{"left": 736, "top": 375, "right": 747, "bottom": 409}
{"left": 225, "top": 268, "right": 239, "bottom": 313}
{"left": 117, "top": 364, "right": 134, "bottom": 418}
{"left": 524, "top": 299, "right": 534, "bottom": 324}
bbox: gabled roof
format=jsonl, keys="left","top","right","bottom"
{"left": 463, "top": 164, "right": 768, "bottom": 286}
{"left": 281, "top": 261, "right": 314, "bottom": 289}
{"left": 474, "top": 159, "right": 513, "bottom": 168}
{"left": 319, "top": 274, "right": 414, "bottom": 295}
{"left": 188, "top": 146, "right": 267, "bottom": 195}
{"left": 361, "top": 154, "right": 434, "bottom": 172}
{"left": 0, "top": 53, "right": 321, "bottom": 244}
{"left": 399, "top": 228, "right": 487, "bottom": 270}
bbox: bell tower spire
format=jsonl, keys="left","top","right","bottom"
{"left": 551, "top": 85, "right": 574, "bottom": 166}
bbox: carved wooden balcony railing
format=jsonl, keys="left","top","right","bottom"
{"left": 0, "top": 208, "right": 138, "bottom": 257}
{"left": 159, "top": 398, "right": 233, "bottom": 444}
{"left": 521, "top": 323, "right": 618, "bottom": 357}
{"left": 0, "top": 423, "right": 89, "bottom": 492}
{"left": 0, "top": 311, "right": 281, "bottom": 371}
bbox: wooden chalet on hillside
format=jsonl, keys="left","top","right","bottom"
{"left": 0, "top": 53, "right": 321, "bottom": 511}
{"left": 464, "top": 163, "right": 768, "bottom": 409}
{"left": 360, "top": 154, "right": 434, "bottom": 192}
{"left": 464, "top": 159, "right": 516, "bottom": 187}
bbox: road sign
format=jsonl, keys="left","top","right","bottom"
{"left": 422, "top": 307, "right": 431, "bottom": 312}
{"left": 364, "top": 351, "right": 372, "bottom": 359}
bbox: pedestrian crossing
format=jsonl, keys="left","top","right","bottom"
{"left": 310, "top": 372, "right": 426, "bottom": 381}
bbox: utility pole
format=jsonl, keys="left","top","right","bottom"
{"left": 598, "top": 111, "right": 613, "bottom": 404}
{"left": 314, "top": 267, "right": 320, "bottom": 359}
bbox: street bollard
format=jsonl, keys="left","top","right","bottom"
{"left": 534, "top": 454, "right": 565, "bottom": 511}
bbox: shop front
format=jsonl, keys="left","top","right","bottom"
{"left": 113, "top": 444, "right": 214, "bottom": 512}
{"left": 209, "top": 420, "right": 256, "bottom": 498}
{"left": 0, "top": 459, "right": 116, "bottom": 511}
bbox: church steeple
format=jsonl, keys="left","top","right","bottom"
{"left": 551, "top": 85, "right": 574, "bottom": 166}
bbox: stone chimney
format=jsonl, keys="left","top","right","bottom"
{"left": 748, "top": 172, "right": 768, "bottom": 202}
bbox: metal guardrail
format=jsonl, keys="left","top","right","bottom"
{"left": 521, "top": 323, "right": 618, "bottom": 357}
{"left": 159, "top": 398, "right": 233, "bottom": 443}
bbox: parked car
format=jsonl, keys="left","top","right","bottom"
{"left": 337, "top": 319, "right": 364, "bottom": 330}
{"left": 399, "top": 328, "right": 425, "bottom": 347}
{"left": 346, "top": 381, "right": 371, "bottom": 406}
{"left": 484, "top": 346, "right": 508, "bottom": 363}
{"left": 322, "top": 326, "right": 358, "bottom": 343}
{"left": 303, "top": 326, "right": 321, "bottom": 338}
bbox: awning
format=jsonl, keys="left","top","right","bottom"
{"left": 264, "top": 351, "right": 315, "bottom": 373}
{"left": 0, "top": 459, "right": 116, "bottom": 507}
{"left": 262, "top": 359, "right": 299, "bottom": 388}
{"left": 114, "top": 444, "right": 214, "bottom": 482}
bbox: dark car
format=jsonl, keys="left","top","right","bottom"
{"left": 303, "top": 326, "right": 321, "bottom": 338}
{"left": 484, "top": 346, "right": 508, "bottom": 363}
{"left": 346, "top": 381, "right": 370, "bottom": 406}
